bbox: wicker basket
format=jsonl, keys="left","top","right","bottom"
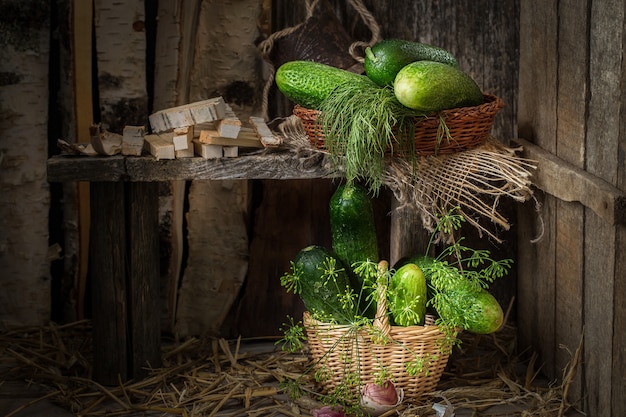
{"left": 293, "top": 93, "right": 504, "bottom": 156}
{"left": 303, "top": 296, "right": 454, "bottom": 401}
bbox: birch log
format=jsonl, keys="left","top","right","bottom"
{"left": 0, "top": 1, "right": 51, "bottom": 326}
{"left": 174, "top": 0, "right": 263, "bottom": 336}
{"left": 93, "top": 0, "right": 148, "bottom": 132}
{"left": 152, "top": 0, "right": 202, "bottom": 333}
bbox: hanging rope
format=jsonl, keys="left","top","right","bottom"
{"left": 346, "top": 0, "right": 382, "bottom": 62}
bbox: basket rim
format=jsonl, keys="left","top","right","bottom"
{"left": 302, "top": 311, "right": 443, "bottom": 333}
{"left": 293, "top": 92, "right": 505, "bottom": 118}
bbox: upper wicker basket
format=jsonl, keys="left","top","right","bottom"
{"left": 293, "top": 93, "right": 505, "bottom": 156}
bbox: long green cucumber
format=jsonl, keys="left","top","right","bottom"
{"left": 275, "top": 60, "right": 371, "bottom": 109}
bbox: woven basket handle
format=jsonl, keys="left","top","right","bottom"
{"left": 372, "top": 260, "right": 392, "bottom": 338}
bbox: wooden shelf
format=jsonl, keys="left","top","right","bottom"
{"left": 45, "top": 149, "right": 339, "bottom": 384}
{"left": 47, "top": 150, "right": 339, "bottom": 183}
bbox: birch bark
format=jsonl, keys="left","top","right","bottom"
{"left": 0, "top": 1, "right": 51, "bottom": 326}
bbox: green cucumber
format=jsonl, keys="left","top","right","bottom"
{"left": 388, "top": 263, "right": 428, "bottom": 326}
{"left": 364, "top": 38, "right": 459, "bottom": 87}
{"left": 393, "top": 255, "right": 437, "bottom": 307}
{"left": 275, "top": 60, "right": 370, "bottom": 109}
{"left": 393, "top": 60, "right": 484, "bottom": 112}
{"left": 330, "top": 183, "right": 379, "bottom": 318}
{"left": 441, "top": 287, "right": 504, "bottom": 334}
{"left": 290, "top": 245, "right": 355, "bottom": 323}
{"left": 330, "top": 183, "right": 379, "bottom": 268}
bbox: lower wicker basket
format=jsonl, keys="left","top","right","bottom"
{"left": 293, "top": 93, "right": 505, "bottom": 156}
{"left": 303, "top": 311, "right": 454, "bottom": 401}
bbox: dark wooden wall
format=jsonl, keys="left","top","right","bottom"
{"left": 517, "top": 1, "right": 626, "bottom": 416}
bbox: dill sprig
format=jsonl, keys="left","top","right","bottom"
{"left": 316, "top": 78, "right": 425, "bottom": 194}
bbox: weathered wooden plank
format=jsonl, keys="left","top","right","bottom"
{"left": 47, "top": 155, "right": 127, "bottom": 182}
{"left": 90, "top": 181, "right": 128, "bottom": 384}
{"left": 553, "top": 0, "right": 588, "bottom": 403}
{"left": 584, "top": 0, "right": 624, "bottom": 415}
{"left": 517, "top": 0, "right": 559, "bottom": 380}
{"left": 514, "top": 139, "right": 626, "bottom": 225}
{"left": 128, "top": 153, "right": 337, "bottom": 181}
{"left": 614, "top": 12, "right": 626, "bottom": 415}
{"left": 46, "top": 152, "right": 338, "bottom": 182}
{"left": 614, "top": 223, "right": 626, "bottom": 417}
{"left": 127, "top": 182, "right": 161, "bottom": 378}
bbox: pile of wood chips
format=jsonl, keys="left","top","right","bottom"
{"left": 0, "top": 319, "right": 580, "bottom": 417}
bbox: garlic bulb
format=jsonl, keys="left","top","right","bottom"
{"left": 360, "top": 380, "right": 404, "bottom": 416}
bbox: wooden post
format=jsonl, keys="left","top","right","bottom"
{"left": 127, "top": 182, "right": 161, "bottom": 378}
{"left": 90, "top": 180, "right": 161, "bottom": 384}
{"left": 90, "top": 181, "right": 128, "bottom": 384}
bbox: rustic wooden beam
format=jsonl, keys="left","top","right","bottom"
{"left": 126, "top": 181, "right": 161, "bottom": 378}
{"left": 90, "top": 181, "right": 128, "bottom": 384}
{"left": 47, "top": 152, "right": 338, "bottom": 182}
{"left": 514, "top": 138, "right": 626, "bottom": 225}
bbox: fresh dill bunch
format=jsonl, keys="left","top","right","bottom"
{"left": 316, "top": 78, "right": 425, "bottom": 194}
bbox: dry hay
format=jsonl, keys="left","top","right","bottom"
{"left": 0, "top": 314, "right": 582, "bottom": 417}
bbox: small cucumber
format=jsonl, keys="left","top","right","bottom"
{"left": 364, "top": 38, "right": 459, "bottom": 87}
{"left": 291, "top": 245, "right": 355, "bottom": 323}
{"left": 388, "top": 263, "right": 428, "bottom": 326}
{"left": 393, "top": 60, "right": 484, "bottom": 112}
{"left": 275, "top": 60, "right": 370, "bottom": 109}
{"left": 443, "top": 287, "right": 504, "bottom": 334}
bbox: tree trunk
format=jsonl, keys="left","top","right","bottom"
{"left": 0, "top": 1, "right": 51, "bottom": 327}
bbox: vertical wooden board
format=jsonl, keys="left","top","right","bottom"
{"left": 583, "top": 2, "right": 624, "bottom": 415}
{"left": 174, "top": 180, "right": 249, "bottom": 337}
{"left": 517, "top": 0, "right": 559, "bottom": 377}
{"left": 583, "top": 212, "right": 614, "bottom": 415}
{"left": 613, "top": 26, "right": 626, "bottom": 415}
{"left": 93, "top": 0, "right": 148, "bottom": 132}
{"left": 0, "top": 0, "right": 51, "bottom": 327}
{"left": 614, "top": 223, "right": 626, "bottom": 416}
{"left": 90, "top": 182, "right": 128, "bottom": 384}
{"left": 518, "top": 0, "right": 558, "bottom": 152}
{"left": 127, "top": 182, "right": 161, "bottom": 377}
{"left": 554, "top": 200, "right": 583, "bottom": 399}
{"left": 553, "top": 0, "right": 588, "bottom": 402}
{"left": 516, "top": 192, "right": 556, "bottom": 374}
